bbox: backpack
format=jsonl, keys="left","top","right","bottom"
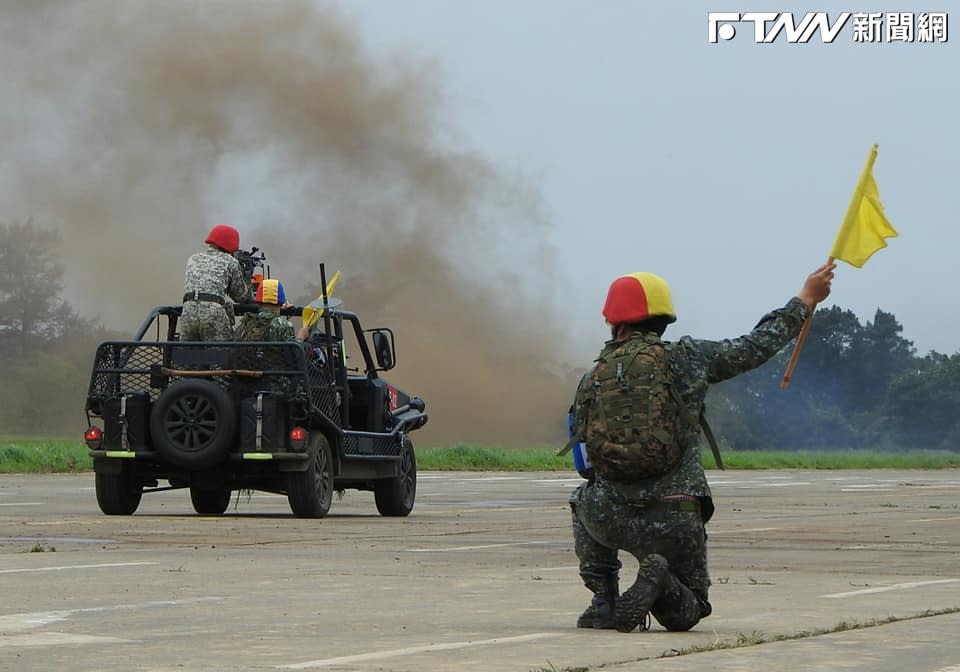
{"left": 574, "top": 332, "right": 692, "bottom": 481}
{"left": 235, "top": 313, "right": 275, "bottom": 341}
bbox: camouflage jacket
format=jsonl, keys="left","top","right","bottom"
{"left": 235, "top": 310, "right": 296, "bottom": 342}
{"left": 580, "top": 297, "right": 810, "bottom": 507}
{"left": 183, "top": 245, "right": 251, "bottom": 304}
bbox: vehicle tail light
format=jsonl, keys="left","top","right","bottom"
{"left": 289, "top": 427, "right": 308, "bottom": 451}
{"left": 84, "top": 426, "right": 103, "bottom": 449}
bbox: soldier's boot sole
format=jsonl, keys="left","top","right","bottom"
{"left": 614, "top": 554, "right": 670, "bottom": 633}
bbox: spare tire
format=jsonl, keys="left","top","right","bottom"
{"left": 150, "top": 379, "right": 236, "bottom": 469}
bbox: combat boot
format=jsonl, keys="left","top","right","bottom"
{"left": 614, "top": 553, "right": 670, "bottom": 633}
{"left": 576, "top": 571, "right": 618, "bottom": 629}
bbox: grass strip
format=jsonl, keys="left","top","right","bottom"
{"left": 415, "top": 445, "right": 960, "bottom": 471}
{"left": 0, "top": 439, "right": 92, "bottom": 474}
{"left": 1, "top": 439, "right": 959, "bottom": 474}
{"left": 417, "top": 445, "right": 571, "bottom": 471}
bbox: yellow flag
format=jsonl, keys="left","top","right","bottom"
{"left": 301, "top": 271, "right": 341, "bottom": 329}
{"left": 829, "top": 144, "right": 898, "bottom": 268}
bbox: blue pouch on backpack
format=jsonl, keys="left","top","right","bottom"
{"left": 568, "top": 411, "right": 592, "bottom": 477}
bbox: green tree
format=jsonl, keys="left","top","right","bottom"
{"left": 0, "top": 220, "right": 88, "bottom": 356}
{"left": 884, "top": 353, "right": 960, "bottom": 450}
{"left": 852, "top": 309, "right": 916, "bottom": 412}
{"left": 710, "top": 305, "right": 919, "bottom": 450}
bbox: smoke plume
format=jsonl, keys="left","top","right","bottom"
{"left": 0, "top": 1, "right": 579, "bottom": 445}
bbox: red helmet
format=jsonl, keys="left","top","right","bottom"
{"left": 602, "top": 272, "right": 677, "bottom": 325}
{"left": 204, "top": 224, "right": 240, "bottom": 253}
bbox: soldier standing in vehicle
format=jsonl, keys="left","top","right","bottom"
{"left": 180, "top": 224, "right": 252, "bottom": 341}
{"left": 570, "top": 262, "right": 834, "bottom": 633}
{"left": 235, "top": 278, "right": 307, "bottom": 342}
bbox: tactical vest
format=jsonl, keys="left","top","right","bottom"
{"left": 575, "top": 332, "right": 694, "bottom": 481}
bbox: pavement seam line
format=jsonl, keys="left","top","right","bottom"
{"left": 574, "top": 607, "right": 960, "bottom": 671}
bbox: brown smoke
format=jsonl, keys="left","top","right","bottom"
{"left": 0, "top": 1, "right": 579, "bottom": 446}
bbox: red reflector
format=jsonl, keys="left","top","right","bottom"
{"left": 289, "top": 427, "right": 307, "bottom": 442}
{"left": 84, "top": 426, "right": 103, "bottom": 449}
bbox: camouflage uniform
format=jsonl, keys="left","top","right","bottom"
{"left": 570, "top": 297, "right": 810, "bottom": 632}
{"left": 235, "top": 310, "right": 296, "bottom": 342}
{"left": 180, "top": 245, "right": 251, "bottom": 341}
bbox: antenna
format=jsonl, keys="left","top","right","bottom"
{"left": 319, "top": 263, "right": 335, "bottom": 381}
{"left": 320, "top": 263, "right": 329, "bottom": 307}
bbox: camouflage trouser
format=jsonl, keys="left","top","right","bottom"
{"left": 570, "top": 480, "right": 710, "bottom": 631}
{"left": 180, "top": 301, "right": 234, "bottom": 341}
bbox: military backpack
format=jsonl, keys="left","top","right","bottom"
{"left": 573, "top": 332, "right": 693, "bottom": 481}
{"left": 235, "top": 313, "right": 277, "bottom": 342}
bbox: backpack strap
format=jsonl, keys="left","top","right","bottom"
{"left": 699, "top": 412, "right": 724, "bottom": 470}
{"left": 663, "top": 343, "right": 695, "bottom": 443}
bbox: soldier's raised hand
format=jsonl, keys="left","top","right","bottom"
{"left": 797, "top": 261, "right": 836, "bottom": 310}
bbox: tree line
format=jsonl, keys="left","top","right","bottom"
{"left": 0, "top": 221, "right": 112, "bottom": 435}
{"left": 1, "top": 220, "right": 957, "bottom": 449}
{"left": 708, "top": 305, "right": 960, "bottom": 451}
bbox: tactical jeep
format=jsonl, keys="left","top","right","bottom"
{"left": 83, "top": 297, "right": 427, "bottom": 518}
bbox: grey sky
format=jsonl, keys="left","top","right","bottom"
{"left": 341, "top": 0, "right": 959, "bottom": 356}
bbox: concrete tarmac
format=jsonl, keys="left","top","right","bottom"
{"left": 0, "top": 469, "right": 959, "bottom": 671}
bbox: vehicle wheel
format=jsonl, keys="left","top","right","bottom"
{"left": 190, "top": 486, "right": 232, "bottom": 515}
{"left": 95, "top": 469, "right": 143, "bottom": 515}
{"left": 149, "top": 380, "right": 236, "bottom": 470}
{"left": 374, "top": 438, "right": 416, "bottom": 517}
{"left": 287, "top": 434, "right": 333, "bottom": 518}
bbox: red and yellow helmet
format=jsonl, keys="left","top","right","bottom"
{"left": 602, "top": 272, "right": 676, "bottom": 325}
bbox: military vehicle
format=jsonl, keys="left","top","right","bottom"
{"left": 83, "top": 262, "right": 427, "bottom": 518}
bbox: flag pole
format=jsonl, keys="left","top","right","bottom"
{"left": 780, "top": 255, "right": 834, "bottom": 390}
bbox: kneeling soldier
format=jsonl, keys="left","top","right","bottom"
{"left": 570, "top": 263, "right": 834, "bottom": 633}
